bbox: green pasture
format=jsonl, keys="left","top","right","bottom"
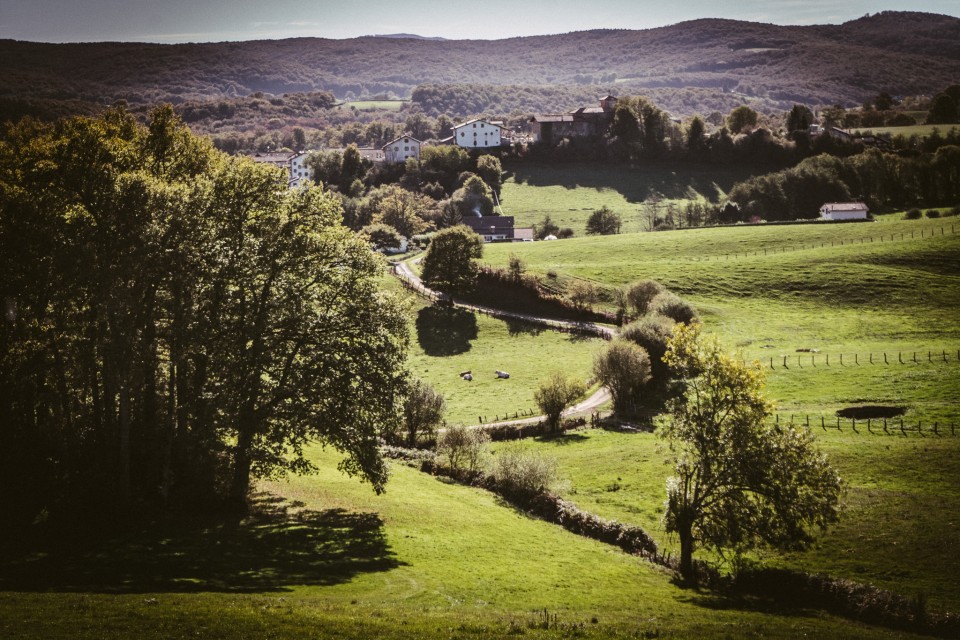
{"left": 499, "top": 161, "right": 758, "bottom": 233}
{"left": 392, "top": 280, "right": 605, "bottom": 425}
{"left": 510, "top": 426, "right": 960, "bottom": 613}
{"left": 0, "top": 444, "right": 926, "bottom": 639}
{"left": 853, "top": 124, "right": 960, "bottom": 139}
{"left": 341, "top": 100, "right": 409, "bottom": 111}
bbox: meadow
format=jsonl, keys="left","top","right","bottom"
{"left": 340, "top": 100, "right": 409, "bottom": 111}
{"left": 853, "top": 124, "right": 960, "bottom": 138}
{"left": 500, "top": 162, "right": 758, "bottom": 233}
{"left": 392, "top": 278, "right": 606, "bottom": 425}
{"left": 3, "top": 210, "right": 958, "bottom": 639}
{"left": 0, "top": 444, "right": 931, "bottom": 639}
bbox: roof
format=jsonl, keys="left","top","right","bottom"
{"left": 821, "top": 202, "right": 869, "bottom": 212}
{"left": 530, "top": 114, "right": 577, "bottom": 123}
{"left": 452, "top": 118, "right": 504, "bottom": 130}
{"left": 601, "top": 94, "right": 618, "bottom": 101}
{"left": 383, "top": 135, "right": 422, "bottom": 147}
{"left": 249, "top": 152, "right": 295, "bottom": 163}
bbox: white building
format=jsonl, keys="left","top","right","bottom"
{"left": 289, "top": 151, "right": 312, "bottom": 183}
{"left": 249, "top": 151, "right": 313, "bottom": 188}
{"left": 820, "top": 202, "right": 870, "bottom": 221}
{"left": 383, "top": 135, "right": 421, "bottom": 164}
{"left": 452, "top": 119, "right": 503, "bottom": 149}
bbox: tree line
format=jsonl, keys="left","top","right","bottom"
{"left": 0, "top": 107, "right": 409, "bottom": 526}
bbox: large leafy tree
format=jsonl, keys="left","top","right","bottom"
{"left": 420, "top": 225, "right": 483, "bottom": 295}
{"left": 0, "top": 106, "right": 408, "bottom": 521}
{"left": 661, "top": 323, "right": 842, "bottom": 580}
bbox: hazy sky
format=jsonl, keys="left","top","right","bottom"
{"left": 2, "top": 0, "right": 958, "bottom": 43}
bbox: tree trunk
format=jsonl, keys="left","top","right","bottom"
{"left": 678, "top": 523, "right": 695, "bottom": 582}
{"left": 229, "top": 417, "right": 255, "bottom": 513}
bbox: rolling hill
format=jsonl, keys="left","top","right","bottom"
{"left": 1, "top": 11, "right": 958, "bottom": 117}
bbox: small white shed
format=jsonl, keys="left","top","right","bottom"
{"left": 820, "top": 202, "right": 869, "bottom": 221}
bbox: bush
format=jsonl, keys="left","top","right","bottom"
{"left": 436, "top": 424, "right": 489, "bottom": 475}
{"left": 557, "top": 227, "right": 575, "bottom": 239}
{"left": 649, "top": 291, "right": 698, "bottom": 325}
{"left": 593, "top": 339, "right": 652, "bottom": 415}
{"left": 624, "top": 279, "right": 664, "bottom": 318}
{"left": 491, "top": 445, "right": 561, "bottom": 498}
{"left": 905, "top": 208, "right": 923, "bottom": 219}
{"left": 925, "top": 209, "right": 941, "bottom": 218}
{"left": 621, "top": 314, "right": 675, "bottom": 378}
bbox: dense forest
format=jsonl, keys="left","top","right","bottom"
{"left": 2, "top": 11, "right": 958, "bottom": 119}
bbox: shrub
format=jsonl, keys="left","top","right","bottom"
{"left": 436, "top": 424, "right": 489, "bottom": 475}
{"left": 534, "top": 372, "right": 586, "bottom": 432}
{"left": 624, "top": 279, "right": 664, "bottom": 318}
{"left": 905, "top": 208, "right": 922, "bottom": 219}
{"left": 491, "top": 445, "right": 561, "bottom": 498}
{"left": 557, "top": 227, "right": 575, "bottom": 239}
{"left": 649, "top": 291, "right": 698, "bottom": 325}
{"left": 621, "top": 314, "right": 675, "bottom": 378}
{"left": 593, "top": 339, "right": 652, "bottom": 415}
{"left": 925, "top": 209, "right": 941, "bottom": 218}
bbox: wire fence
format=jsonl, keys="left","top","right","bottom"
{"left": 772, "top": 413, "right": 960, "bottom": 437}
{"left": 765, "top": 349, "right": 960, "bottom": 370}
{"left": 679, "top": 223, "right": 957, "bottom": 262}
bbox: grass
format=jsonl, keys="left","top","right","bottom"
{"left": 508, "top": 427, "right": 960, "bottom": 613}
{"left": 393, "top": 278, "right": 605, "bottom": 425}
{"left": 482, "top": 216, "right": 960, "bottom": 420}
{"left": 341, "top": 100, "right": 409, "bottom": 111}
{"left": 0, "top": 445, "right": 931, "bottom": 639}
{"left": 852, "top": 124, "right": 960, "bottom": 139}
{"left": 500, "top": 161, "right": 760, "bottom": 233}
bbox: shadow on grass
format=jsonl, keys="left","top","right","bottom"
{"left": 0, "top": 493, "right": 403, "bottom": 594}
{"left": 507, "top": 161, "right": 752, "bottom": 204}
{"left": 535, "top": 433, "right": 590, "bottom": 445}
{"left": 504, "top": 317, "right": 545, "bottom": 337}
{"left": 416, "top": 305, "right": 478, "bottom": 356}
{"left": 676, "top": 590, "right": 814, "bottom": 619}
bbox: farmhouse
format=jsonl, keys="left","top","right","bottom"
{"left": 529, "top": 95, "right": 618, "bottom": 144}
{"left": 452, "top": 119, "right": 504, "bottom": 149}
{"left": 383, "top": 135, "right": 422, "bottom": 163}
{"left": 461, "top": 215, "right": 533, "bottom": 242}
{"left": 819, "top": 202, "right": 870, "bottom": 221}
{"left": 250, "top": 151, "right": 313, "bottom": 187}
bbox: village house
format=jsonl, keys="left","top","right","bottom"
{"left": 819, "top": 202, "right": 870, "bottom": 221}
{"left": 249, "top": 151, "right": 313, "bottom": 188}
{"left": 451, "top": 119, "right": 504, "bottom": 149}
{"left": 462, "top": 215, "right": 533, "bottom": 242}
{"left": 528, "top": 95, "right": 618, "bottom": 144}
{"left": 382, "top": 135, "right": 422, "bottom": 163}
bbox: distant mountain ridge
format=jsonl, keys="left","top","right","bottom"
{"left": 372, "top": 34, "right": 448, "bottom": 41}
{"left": 1, "top": 11, "right": 958, "bottom": 116}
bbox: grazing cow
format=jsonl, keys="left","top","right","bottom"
{"left": 462, "top": 373, "right": 473, "bottom": 381}
{"left": 495, "top": 370, "right": 510, "bottom": 379}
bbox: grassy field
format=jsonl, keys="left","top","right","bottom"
{"left": 853, "top": 124, "right": 960, "bottom": 138}
{"left": 4, "top": 212, "right": 958, "bottom": 638}
{"left": 0, "top": 445, "right": 930, "bottom": 639}
{"left": 381, "top": 275, "right": 606, "bottom": 425}
{"left": 482, "top": 216, "right": 960, "bottom": 420}
{"left": 476, "top": 213, "right": 960, "bottom": 613}
{"left": 500, "top": 161, "right": 759, "bottom": 233}
{"left": 340, "top": 100, "right": 409, "bottom": 111}
{"left": 505, "top": 427, "right": 960, "bottom": 613}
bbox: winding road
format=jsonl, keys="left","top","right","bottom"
{"left": 392, "top": 259, "right": 616, "bottom": 428}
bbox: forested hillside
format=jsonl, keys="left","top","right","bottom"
{"left": 2, "top": 11, "right": 958, "bottom": 118}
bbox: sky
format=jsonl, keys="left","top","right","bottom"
{"left": 1, "top": 0, "right": 958, "bottom": 43}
